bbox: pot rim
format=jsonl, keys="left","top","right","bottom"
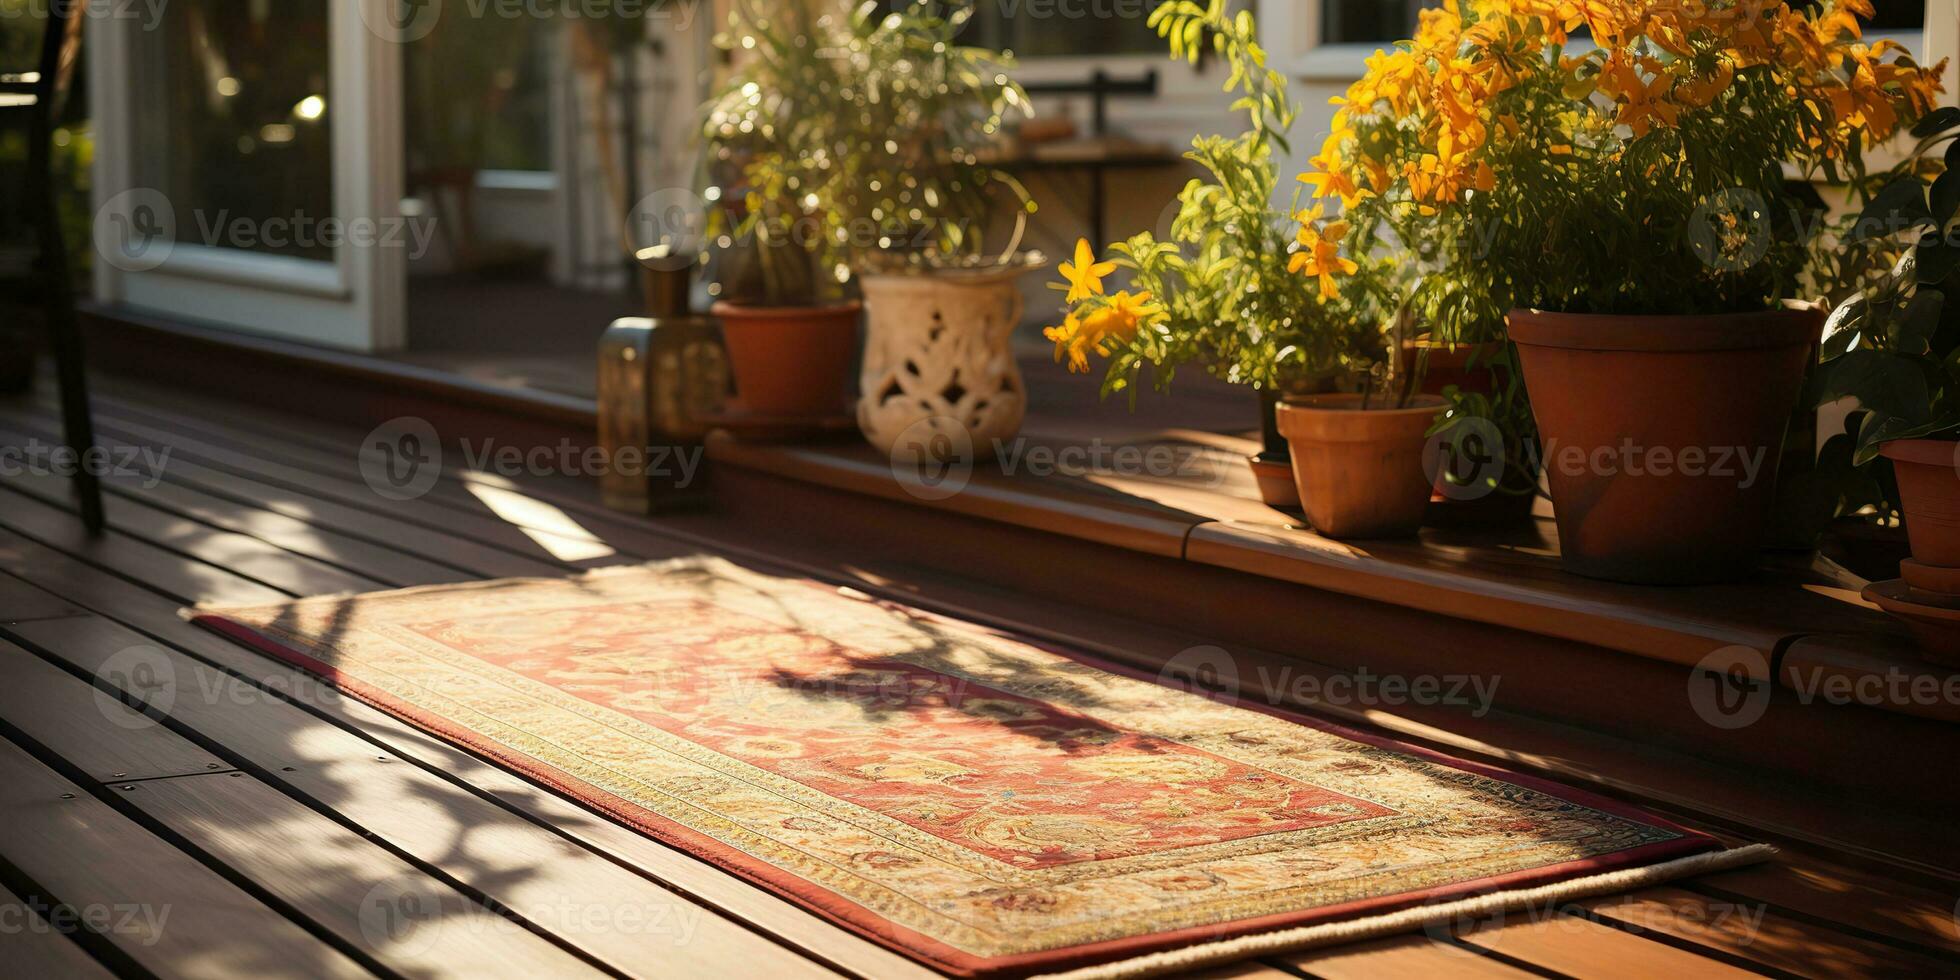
{"left": 1879, "top": 437, "right": 1960, "bottom": 468}
{"left": 855, "top": 264, "right": 1048, "bottom": 290}
{"left": 1506, "top": 307, "right": 1822, "bottom": 353}
{"left": 711, "top": 299, "right": 863, "bottom": 320}
{"left": 1276, "top": 393, "right": 1449, "bottom": 415}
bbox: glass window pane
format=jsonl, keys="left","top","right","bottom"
{"left": 1322, "top": 1, "right": 1437, "bottom": 46}
{"left": 405, "top": 16, "right": 552, "bottom": 174}
{"left": 135, "top": 0, "right": 334, "bottom": 261}
{"left": 1323, "top": 1, "right": 1924, "bottom": 45}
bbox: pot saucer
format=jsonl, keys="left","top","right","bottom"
{"left": 1862, "top": 579, "right": 1960, "bottom": 666}
{"left": 698, "top": 406, "right": 859, "bottom": 443}
{"left": 1900, "top": 558, "right": 1960, "bottom": 598}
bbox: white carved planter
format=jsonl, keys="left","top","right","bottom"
{"left": 857, "top": 265, "right": 1035, "bottom": 460}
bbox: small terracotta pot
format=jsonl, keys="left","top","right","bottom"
{"left": 712, "top": 301, "right": 861, "bottom": 417}
{"left": 1882, "top": 439, "right": 1960, "bottom": 570}
{"left": 1509, "top": 308, "right": 1820, "bottom": 584}
{"left": 1276, "top": 394, "right": 1447, "bottom": 539}
{"left": 1246, "top": 454, "right": 1301, "bottom": 510}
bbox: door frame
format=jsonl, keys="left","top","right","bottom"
{"left": 89, "top": 0, "right": 406, "bottom": 352}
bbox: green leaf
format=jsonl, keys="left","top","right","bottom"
{"left": 1851, "top": 178, "right": 1932, "bottom": 242}
{"left": 1911, "top": 105, "right": 1960, "bottom": 139}
{"left": 1899, "top": 288, "right": 1945, "bottom": 355}
{"left": 1822, "top": 292, "right": 1868, "bottom": 360}
{"left": 1819, "top": 349, "right": 1933, "bottom": 429}
{"left": 1934, "top": 171, "right": 1960, "bottom": 226}
{"left": 1917, "top": 238, "right": 1960, "bottom": 285}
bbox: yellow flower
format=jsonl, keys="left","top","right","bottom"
{"left": 1058, "top": 238, "right": 1117, "bottom": 304}
{"left": 1288, "top": 210, "right": 1359, "bottom": 302}
{"left": 1044, "top": 291, "right": 1162, "bottom": 374}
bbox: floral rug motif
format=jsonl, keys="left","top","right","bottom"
{"left": 196, "top": 558, "right": 1721, "bottom": 978}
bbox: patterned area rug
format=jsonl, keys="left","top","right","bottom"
{"left": 194, "top": 558, "right": 1755, "bottom": 978}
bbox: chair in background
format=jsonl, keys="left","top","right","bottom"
{"left": 1, "top": 0, "right": 103, "bottom": 532}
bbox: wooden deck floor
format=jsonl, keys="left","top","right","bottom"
{"left": 0, "top": 375, "right": 1955, "bottom": 979}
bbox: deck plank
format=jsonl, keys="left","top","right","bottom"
{"left": 0, "top": 571, "right": 86, "bottom": 623}
{"left": 20, "top": 400, "right": 644, "bottom": 569}
{"left": 25, "top": 391, "right": 700, "bottom": 567}
{"left": 0, "top": 410, "right": 567, "bottom": 580}
{"left": 0, "top": 640, "right": 230, "bottom": 782}
{"left": 0, "top": 536, "right": 931, "bottom": 980}
{"left": 1451, "top": 904, "right": 1763, "bottom": 977}
{"left": 0, "top": 880, "right": 120, "bottom": 979}
{"left": 11, "top": 611, "right": 854, "bottom": 980}
{"left": 0, "top": 478, "right": 381, "bottom": 598}
{"left": 1280, "top": 933, "right": 1541, "bottom": 978}
{"left": 125, "top": 771, "right": 606, "bottom": 979}
{"left": 0, "top": 632, "right": 604, "bottom": 977}
{"left": 1689, "top": 855, "right": 1960, "bottom": 956}
{"left": 0, "top": 736, "right": 372, "bottom": 979}
{"left": 1580, "top": 885, "right": 1957, "bottom": 977}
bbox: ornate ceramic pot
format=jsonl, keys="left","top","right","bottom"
{"left": 856, "top": 263, "right": 1037, "bottom": 460}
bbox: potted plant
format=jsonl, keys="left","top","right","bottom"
{"left": 1302, "top": 1, "right": 1946, "bottom": 583}
{"left": 701, "top": 0, "right": 866, "bottom": 420}
{"left": 822, "top": 1, "right": 1039, "bottom": 458}
{"left": 705, "top": 1, "right": 1036, "bottom": 445}
{"left": 1047, "top": 3, "right": 1439, "bottom": 539}
{"left": 1819, "top": 110, "right": 1960, "bottom": 660}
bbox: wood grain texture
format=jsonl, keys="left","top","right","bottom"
{"left": 124, "top": 771, "right": 605, "bottom": 979}
{"left": 13, "top": 611, "right": 859, "bottom": 980}
{"left": 1581, "top": 886, "right": 1958, "bottom": 977}
{"left": 1281, "top": 933, "right": 1541, "bottom": 979}
{"left": 0, "top": 639, "right": 229, "bottom": 782}
{"left": 0, "top": 736, "right": 372, "bottom": 979}
{"left": 0, "top": 880, "right": 118, "bottom": 980}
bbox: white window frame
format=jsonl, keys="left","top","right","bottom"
{"left": 90, "top": 0, "right": 406, "bottom": 352}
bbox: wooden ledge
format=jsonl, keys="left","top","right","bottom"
{"left": 707, "top": 426, "right": 1959, "bottom": 719}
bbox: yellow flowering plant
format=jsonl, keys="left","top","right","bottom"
{"left": 1296, "top": 0, "right": 1946, "bottom": 503}
{"left": 1307, "top": 0, "right": 1946, "bottom": 329}
{"left": 1044, "top": 2, "right": 1402, "bottom": 403}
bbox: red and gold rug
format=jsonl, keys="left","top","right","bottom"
{"left": 193, "top": 558, "right": 1761, "bottom": 978}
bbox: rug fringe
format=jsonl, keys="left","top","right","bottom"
{"left": 1032, "top": 843, "right": 1777, "bottom": 980}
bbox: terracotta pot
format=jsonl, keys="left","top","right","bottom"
{"left": 1276, "top": 394, "right": 1448, "bottom": 539}
{"left": 1509, "top": 308, "right": 1820, "bottom": 584}
{"left": 1882, "top": 439, "right": 1960, "bottom": 570}
{"left": 1246, "top": 454, "right": 1301, "bottom": 510}
{"left": 711, "top": 301, "right": 861, "bottom": 418}
{"left": 1404, "top": 339, "right": 1508, "bottom": 397}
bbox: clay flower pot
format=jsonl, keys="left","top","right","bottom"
{"left": 1882, "top": 439, "right": 1960, "bottom": 572}
{"left": 1246, "top": 453, "right": 1301, "bottom": 509}
{"left": 856, "top": 264, "right": 1038, "bottom": 460}
{"left": 1276, "top": 394, "right": 1448, "bottom": 539}
{"left": 1509, "top": 308, "right": 1821, "bottom": 584}
{"left": 711, "top": 301, "right": 862, "bottom": 418}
